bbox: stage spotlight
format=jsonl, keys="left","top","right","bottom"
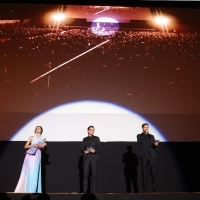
{"left": 155, "top": 16, "right": 169, "bottom": 25}
{"left": 52, "top": 13, "right": 66, "bottom": 21}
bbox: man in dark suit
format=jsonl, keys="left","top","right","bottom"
{"left": 137, "top": 123, "right": 159, "bottom": 193}
{"left": 81, "top": 125, "right": 101, "bottom": 193}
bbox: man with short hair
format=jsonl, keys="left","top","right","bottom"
{"left": 137, "top": 123, "right": 159, "bottom": 193}
{"left": 81, "top": 125, "right": 101, "bottom": 193}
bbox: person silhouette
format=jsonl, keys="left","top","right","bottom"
{"left": 122, "top": 145, "right": 139, "bottom": 193}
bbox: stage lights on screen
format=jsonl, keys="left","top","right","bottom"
{"left": 155, "top": 16, "right": 169, "bottom": 25}
{"left": 52, "top": 13, "right": 66, "bottom": 21}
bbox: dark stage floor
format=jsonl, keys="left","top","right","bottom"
{"left": 1, "top": 192, "right": 200, "bottom": 200}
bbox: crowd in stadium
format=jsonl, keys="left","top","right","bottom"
{"left": 0, "top": 26, "right": 199, "bottom": 65}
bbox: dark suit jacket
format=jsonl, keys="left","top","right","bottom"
{"left": 137, "top": 133, "right": 156, "bottom": 158}
{"left": 81, "top": 136, "right": 101, "bottom": 161}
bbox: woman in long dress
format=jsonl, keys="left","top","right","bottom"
{"left": 14, "top": 126, "right": 47, "bottom": 193}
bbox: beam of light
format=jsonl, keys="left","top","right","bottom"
{"left": 47, "top": 75, "right": 50, "bottom": 87}
{"left": 10, "top": 100, "right": 166, "bottom": 142}
{"left": 155, "top": 8, "right": 169, "bottom": 33}
{"left": 93, "top": 7, "right": 110, "bottom": 15}
{"left": 30, "top": 40, "right": 110, "bottom": 83}
{"left": 52, "top": 5, "right": 65, "bottom": 31}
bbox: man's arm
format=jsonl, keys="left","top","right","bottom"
{"left": 150, "top": 135, "right": 159, "bottom": 147}
{"left": 81, "top": 138, "right": 85, "bottom": 153}
{"left": 81, "top": 138, "right": 89, "bottom": 153}
{"left": 90, "top": 137, "right": 101, "bottom": 154}
{"left": 81, "top": 138, "right": 91, "bottom": 154}
{"left": 95, "top": 137, "right": 101, "bottom": 153}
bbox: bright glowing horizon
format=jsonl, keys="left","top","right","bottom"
{"left": 93, "top": 17, "right": 118, "bottom": 23}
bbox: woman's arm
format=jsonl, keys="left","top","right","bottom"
{"left": 36, "top": 139, "right": 47, "bottom": 150}
{"left": 42, "top": 141, "right": 47, "bottom": 147}
{"left": 24, "top": 136, "right": 35, "bottom": 149}
{"left": 41, "top": 140, "right": 47, "bottom": 149}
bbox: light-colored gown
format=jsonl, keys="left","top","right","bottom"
{"left": 14, "top": 135, "right": 45, "bottom": 193}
